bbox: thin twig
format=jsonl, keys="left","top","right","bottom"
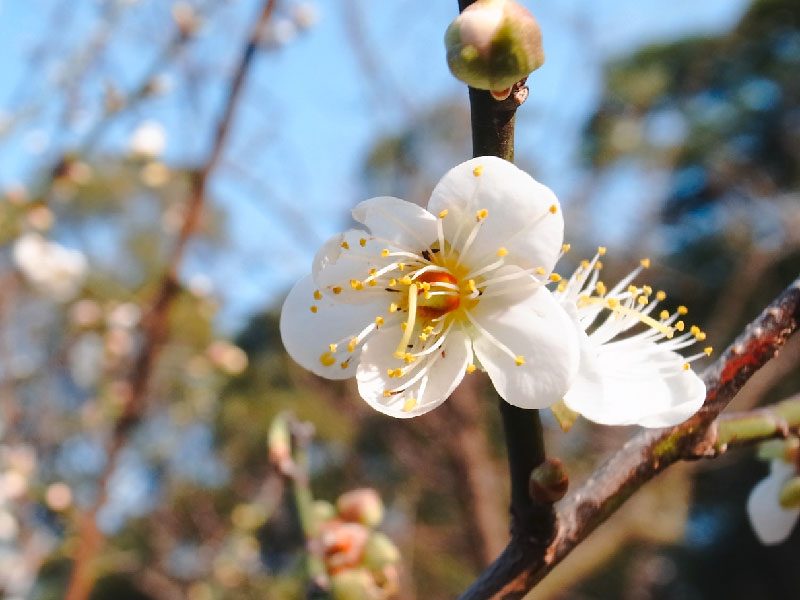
{"left": 62, "top": 2, "right": 278, "bottom": 599}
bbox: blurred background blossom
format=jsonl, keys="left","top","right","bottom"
{"left": 0, "top": 0, "right": 798, "bottom": 598}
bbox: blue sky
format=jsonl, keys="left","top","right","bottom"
{"left": 0, "top": 0, "right": 750, "bottom": 329}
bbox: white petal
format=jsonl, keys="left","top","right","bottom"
{"left": 471, "top": 286, "right": 579, "bottom": 409}
{"left": 312, "top": 229, "right": 401, "bottom": 304}
{"left": 356, "top": 324, "right": 471, "bottom": 418}
{"left": 564, "top": 329, "right": 705, "bottom": 427}
{"left": 280, "top": 275, "right": 385, "bottom": 379}
{"left": 427, "top": 156, "right": 563, "bottom": 273}
{"left": 352, "top": 196, "right": 438, "bottom": 251}
{"left": 747, "top": 461, "right": 800, "bottom": 545}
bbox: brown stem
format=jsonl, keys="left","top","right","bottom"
{"left": 62, "top": 2, "right": 278, "bottom": 599}
{"left": 460, "top": 275, "right": 800, "bottom": 599}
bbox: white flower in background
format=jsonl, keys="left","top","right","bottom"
{"left": 554, "top": 250, "right": 708, "bottom": 427}
{"left": 129, "top": 120, "right": 166, "bottom": 157}
{"left": 281, "top": 156, "right": 579, "bottom": 417}
{"left": 12, "top": 233, "right": 88, "bottom": 302}
{"left": 747, "top": 458, "right": 800, "bottom": 545}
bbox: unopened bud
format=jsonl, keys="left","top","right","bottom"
{"left": 313, "top": 500, "right": 337, "bottom": 524}
{"left": 330, "top": 568, "right": 379, "bottom": 600}
{"left": 362, "top": 532, "right": 401, "bottom": 570}
{"left": 445, "top": 0, "right": 544, "bottom": 97}
{"left": 779, "top": 476, "right": 800, "bottom": 509}
{"left": 336, "top": 488, "right": 384, "bottom": 527}
{"left": 757, "top": 437, "right": 800, "bottom": 462}
{"left": 529, "top": 458, "right": 569, "bottom": 504}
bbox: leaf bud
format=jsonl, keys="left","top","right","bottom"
{"left": 529, "top": 457, "right": 569, "bottom": 504}
{"left": 445, "top": 0, "right": 544, "bottom": 98}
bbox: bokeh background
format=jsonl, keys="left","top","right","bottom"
{"left": 0, "top": 0, "right": 799, "bottom": 598}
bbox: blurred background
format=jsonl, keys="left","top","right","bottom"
{"left": 0, "top": 0, "right": 799, "bottom": 598}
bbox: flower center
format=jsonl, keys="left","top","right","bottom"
{"left": 415, "top": 271, "right": 460, "bottom": 319}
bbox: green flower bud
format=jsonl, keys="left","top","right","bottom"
{"left": 779, "top": 476, "right": 800, "bottom": 509}
{"left": 330, "top": 569, "right": 379, "bottom": 600}
{"left": 529, "top": 457, "right": 569, "bottom": 504}
{"left": 336, "top": 488, "right": 384, "bottom": 528}
{"left": 313, "top": 499, "right": 337, "bottom": 524}
{"left": 445, "top": 0, "right": 544, "bottom": 97}
{"left": 362, "top": 532, "right": 401, "bottom": 571}
{"left": 757, "top": 437, "right": 800, "bottom": 462}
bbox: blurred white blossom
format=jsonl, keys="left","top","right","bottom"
{"left": 129, "top": 120, "right": 167, "bottom": 157}
{"left": 12, "top": 233, "right": 88, "bottom": 301}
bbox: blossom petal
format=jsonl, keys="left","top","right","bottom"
{"left": 471, "top": 286, "right": 579, "bottom": 409}
{"left": 352, "top": 196, "right": 438, "bottom": 251}
{"left": 356, "top": 324, "right": 471, "bottom": 418}
{"left": 747, "top": 460, "right": 800, "bottom": 545}
{"left": 564, "top": 334, "right": 706, "bottom": 427}
{"left": 280, "top": 275, "right": 385, "bottom": 379}
{"left": 427, "top": 156, "right": 563, "bottom": 273}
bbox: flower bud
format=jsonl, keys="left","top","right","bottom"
{"left": 313, "top": 499, "right": 337, "bottom": 523}
{"left": 330, "top": 569, "right": 380, "bottom": 600}
{"left": 779, "top": 476, "right": 800, "bottom": 509}
{"left": 362, "top": 532, "right": 401, "bottom": 571}
{"left": 336, "top": 488, "right": 384, "bottom": 527}
{"left": 445, "top": 0, "right": 544, "bottom": 97}
{"left": 529, "top": 457, "right": 569, "bottom": 504}
{"left": 757, "top": 437, "right": 800, "bottom": 462}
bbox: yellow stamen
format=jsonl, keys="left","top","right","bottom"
{"left": 368, "top": 280, "right": 377, "bottom": 286}
{"left": 595, "top": 261, "right": 603, "bottom": 270}
{"left": 332, "top": 286, "right": 342, "bottom": 295}
{"left": 549, "top": 273, "right": 562, "bottom": 282}
{"left": 696, "top": 331, "right": 707, "bottom": 341}
{"left": 389, "top": 303, "right": 399, "bottom": 313}
{"left": 660, "top": 310, "right": 669, "bottom": 320}
{"left": 350, "top": 279, "right": 363, "bottom": 290}
{"left": 637, "top": 296, "right": 648, "bottom": 305}
{"left": 704, "top": 347, "right": 713, "bottom": 356}
{"left": 497, "top": 247, "right": 508, "bottom": 257}
{"left": 466, "top": 364, "right": 477, "bottom": 374}
{"left": 310, "top": 305, "right": 318, "bottom": 313}
{"left": 536, "top": 266, "right": 546, "bottom": 275}
{"left": 400, "top": 276, "right": 412, "bottom": 286}
{"left": 683, "top": 363, "right": 690, "bottom": 370}
{"left": 341, "top": 241, "right": 349, "bottom": 249}
{"left": 329, "top": 343, "right": 337, "bottom": 352}
{"left": 476, "top": 208, "right": 489, "bottom": 221}
{"left": 562, "top": 243, "right": 571, "bottom": 252}
{"left": 515, "top": 355, "right": 526, "bottom": 366}
{"left": 383, "top": 390, "right": 392, "bottom": 397}
{"left": 401, "top": 322, "right": 407, "bottom": 331}
{"left": 375, "top": 316, "right": 385, "bottom": 326}
{"left": 340, "top": 360, "right": 350, "bottom": 369}
{"left": 578, "top": 296, "right": 674, "bottom": 337}
{"left": 319, "top": 352, "right": 336, "bottom": 367}
{"left": 381, "top": 249, "right": 390, "bottom": 257}
{"left": 403, "top": 398, "right": 418, "bottom": 412}
{"left": 640, "top": 258, "right": 651, "bottom": 268}
{"left": 690, "top": 325, "right": 700, "bottom": 336}
{"left": 656, "top": 290, "right": 666, "bottom": 301}
{"left": 397, "top": 263, "right": 405, "bottom": 271}
{"left": 628, "top": 285, "right": 639, "bottom": 295}
{"left": 313, "top": 290, "right": 322, "bottom": 300}
{"left": 675, "top": 320, "right": 685, "bottom": 331}
{"left": 549, "top": 204, "right": 558, "bottom": 214}
{"left": 359, "top": 238, "right": 367, "bottom": 247}
{"left": 388, "top": 278, "right": 397, "bottom": 286}
{"left": 678, "top": 305, "right": 688, "bottom": 315}
{"left": 394, "top": 284, "right": 418, "bottom": 357}
{"left": 348, "top": 338, "right": 357, "bottom": 353}
{"left": 598, "top": 246, "right": 607, "bottom": 255}
{"left": 473, "top": 165, "right": 483, "bottom": 177}
{"left": 557, "top": 281, "right": 567, "bottom": 292}
{"left": 439, "top": 209, "right": 449, "bottom": 219}
{"left": 403, "top": 353, "right": 415, "bottom": 364}
{"left": 596, "top": 281, "right": 607, "bottom": 296}
{"left": 642, "top": 285, "right": 653, "bottom": 296}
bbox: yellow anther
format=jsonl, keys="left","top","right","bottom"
{"left": 596, "top": 281, "right": 607, "bottom": 296}
{"left": 473, "top": 165, "right": 483, "bottom": 177}
{"left": 332, "top": 286, "right": 342, "bottom": 295}
{"left": 348, "top": 338, "right": 357, "bottom": 353}
{"left": 397, "top": 263, "right": 405, "bottom": 271}
{"left": 340, "top": 361, "right": 350, "bottom": 369}
{"left": 404, "top": 353, "right": 417, "bottom": 364}
{"left": 403, "top": 398, "right": 418, "bottom": 412}
{"left": 310, "top": 305, "right": 318, "bottom": 313}
{"left": 466, "top": 363, "right": 477, "bottom": 374}
{"left": 401, "top": 322, "right": 407, "bottom": 330}
{"left": 350, "top": 279, "right": 363, "bottom": 290}
{"left": 359, "top": 238, "right": 367, "bottom": 247}
{"left": 549, "top": 273, "right": 562, "bottom": 282}
{"left": 468, "top": 279, "right": 477, "bottom": 293}
{"left": 381, "top": 249, "right": 390, "bottom": 257}
{"left": 497, "top": 247, "right": 509, "bottom": 257}
{"left": 690, "top": 325, "right": 700, "bottom": 336}
{"left": 637, "top": 295, "right": 649, "bottom": 305}
{"left": 383, "top": 390, "right": 392, "bottom": 398}
{"left": 439, "top": 209, "right": 449, "bottom": 219}
{"left": 418, "top": 333, "right": 427, "bottom": 341}
{"left": 420, "top": 282, "right": 431, "bottom": 291}
{"left": 319, "top": 352, "right": 336, "bottom": 367}
{"left": 476, "top": 208, "right": 489, "bottom": 221}
{"left": 562, "top": 243, "right": 571, "bottom": 253}
{"left": 704, "top": 347, "right": 713, "bottom": 356}
{"left": 580, "top": 260, "right": 590, "bottom": 269}
{"left": 368, "top": 280, "right": 377, "bottom": 286}
{"left": 595, "top": 261, "right": 603, "bottom": 270}
{"left": 643, "top": 285, "right": 653, "bottom": 296}
{"left": 313, "top": 289, "right": 322, "bottom": 300}
{"left": 656, "top": 290, "right": 666, "bottom": 301}
{"left": 675, "top": 320, "right": 685, "bottom": 331}
{"left": 394, "top": 368, "right": 403, "bottom": 377}
{"left": 400, "top": 276, "right": 413, "bottom": 285}
{"left": 388, "top": 278, "right": 397, "bottom": 286}
{"left": 369, "top": 268, "right": 377, "bottom": 276}
{"left": 640, "top": 258, "right": 651, "bottom": 268}
{"left": 598, "top": 246, "right": 607, "bottom": 255}
{"left": 389, "top": 303, "right": 399, "bottom": 313}
{"left": 387, "top": 368, "right": 394, "bottom": 377}
{"left": 515, "top": 355, "right": 526, "bottom": 366}
{"left": 557, "top": 281, "right": 567, "bottom": 292}
{"left": 549, "top": 204, "right": 558, "bottom": 214}
{"left": 424, "top": 326, "right": 434, "bottom": 334}
{"left": 683, "top": 362, "right": 690, "bottom": 371}
{"left": 536, "top": 266, "right": 546, "bottom": 275}
{"left": 375, "top": 316, "right": 385, "bottom": 326}
{"left": 628, "top": 285, "right": 639, "bottom": 295}
{"left": 341, "top": 241, "right": 349, "bottom": 250}
{"left": 696, "top": 331, "right": 707, "bottom": 341}
{"left": 329, "top": 343, "right": 338, "bottom": 352}
{"left": 678, "top": 305, "right": 688, "bottom": 315}
{"left": 424, "top": 291, "right": 431, "bottom": 299}
{"left": 660, "top": 310, "right": 670, "bottom": 320}
{"left": 606, "top": 298, "right": 620, "bottom": 309}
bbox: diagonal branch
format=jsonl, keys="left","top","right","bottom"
{"left": 460, "top": 275, "right": 800, "bottom": 599}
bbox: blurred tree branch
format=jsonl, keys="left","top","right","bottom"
{"left": 63, "top": 2, "right": 279, "bottom": 599}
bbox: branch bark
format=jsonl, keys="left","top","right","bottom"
{"left": 62, "top": 2, "right": 278, "bottom": 599}
{"left": 460, "top": 275, "right": 800, "bottom": 599}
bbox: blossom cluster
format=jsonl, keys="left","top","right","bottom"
{"left": 281, "top": 157, "right": 709, "bottom": 427}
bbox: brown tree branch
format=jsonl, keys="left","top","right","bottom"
{"left": 460, "top": 275, "right": 800, "bottom": 599}
{"left": 62, "top": 2, "right": 278, "bottom": 599}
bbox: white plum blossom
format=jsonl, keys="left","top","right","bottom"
{"left": 747, "top": 458, "right": 800, "bottom": 545}
{"left": 281, "top": 156, "right": 580, "bottom": 417}
{"left": 554, "top": 250, "right": 708, "bottom": 427}
{"left": 12, "top": 233, "right": 88, "bottom": 302}
{"left": 129, "top": 120, "right": 166, "bottom": 157}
